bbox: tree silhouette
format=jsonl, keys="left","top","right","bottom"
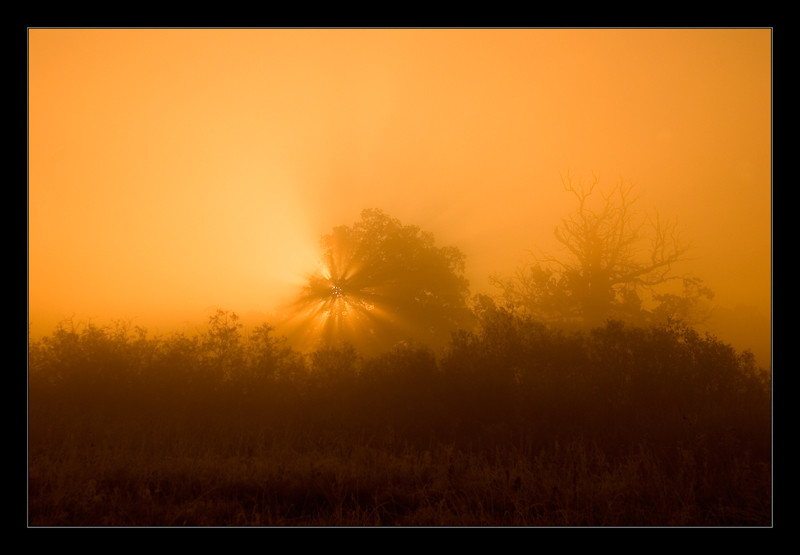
{"left": 288, "top": 209, "right": 473, "bottom": 354}
{"left": 490, "top": 171, "right": 713, "bottom": 329}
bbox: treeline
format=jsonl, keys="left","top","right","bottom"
{"left": 29, "top": 309, "right": 770, "bottom": 456}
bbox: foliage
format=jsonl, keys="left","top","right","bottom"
{"left": 292, "top": 209, "right": 474, "bottom": 354}
{"left": 29, "top": 309, "right": 769, "bottom": 439}
{"left": 247, "top": 322, "right": 305, "bottom": 383}
{"left": 490, "top": 172, "right": 713, "bottom": 329}
{"left": 440, "top": 305, "right": 769, "bottom": 449}
{"left": 309, "top": 343, "right": 361, "bottom": 391}
{"left": 201, "top": 310, "right": 244, "bottom": 380}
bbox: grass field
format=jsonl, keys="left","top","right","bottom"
{"left": 28, "top": 315, "right": 771, "bottom": 526}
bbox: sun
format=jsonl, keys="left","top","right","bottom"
{"left": 278, "top": 209, "right": 473, "bottom": 355}
{"left": 278, "top": 253, "right": 398, "bottom": 353}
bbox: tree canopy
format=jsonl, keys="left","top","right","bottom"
{"left": 289, "top": 209, "right": 473, "bottom": 354}
{"left": 490, "top": 172, "right": 713, "bottom": 330}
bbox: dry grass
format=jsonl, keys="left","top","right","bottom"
{"left": 29, "top": 404, "right": 770, "bottom": 526}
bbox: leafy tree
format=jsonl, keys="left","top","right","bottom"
{"left": 245, "top": 323, "right": 305, "bottom": 383}
{"left": 290, "top": 209, "right": 473, "bottom": 355}
{"left": 200, "top": 309, "right": 244, "bottom": 380}
{"left": 490, "top": 171, "right": 713, "bottom": 329}
{"left": 309, "top": 343, "right": 361, "bottom": 391}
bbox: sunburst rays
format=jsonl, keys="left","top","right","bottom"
{"left": 278, "top": 250, "right": 403, "bottom": 352}
{"left": 278, "top": 209, "right": 473, "bottom": 354}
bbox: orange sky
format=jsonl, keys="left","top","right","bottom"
{"left": 29, "top": 29, "right": 771, "bottom": 354}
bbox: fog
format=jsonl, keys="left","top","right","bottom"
{"left": 28, "top": 29, "right": 771, "bottom": 364}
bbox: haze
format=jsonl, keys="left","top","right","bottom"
{"left": 28, "top": 29, "right": 771, "bottom": 362}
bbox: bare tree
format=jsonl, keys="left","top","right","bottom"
{"left": 490, "top": 171, "right": 712, "bottom": 329}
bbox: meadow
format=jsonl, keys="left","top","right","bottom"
{"left": 28, "top": 311, "right": 771, "bottom": 526}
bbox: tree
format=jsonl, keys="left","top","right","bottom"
{"left": 201, "top": 309, "right": 244, "bottom": 380}
{"left": 288, "top": 209, "right": 473, "bottom": 355}
{"left": 490, "top": 171, "right": 713, "bottom": 330}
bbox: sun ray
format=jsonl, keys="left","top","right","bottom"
{"left": 277, "top": 210, "right": 474, "bottom": 355}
